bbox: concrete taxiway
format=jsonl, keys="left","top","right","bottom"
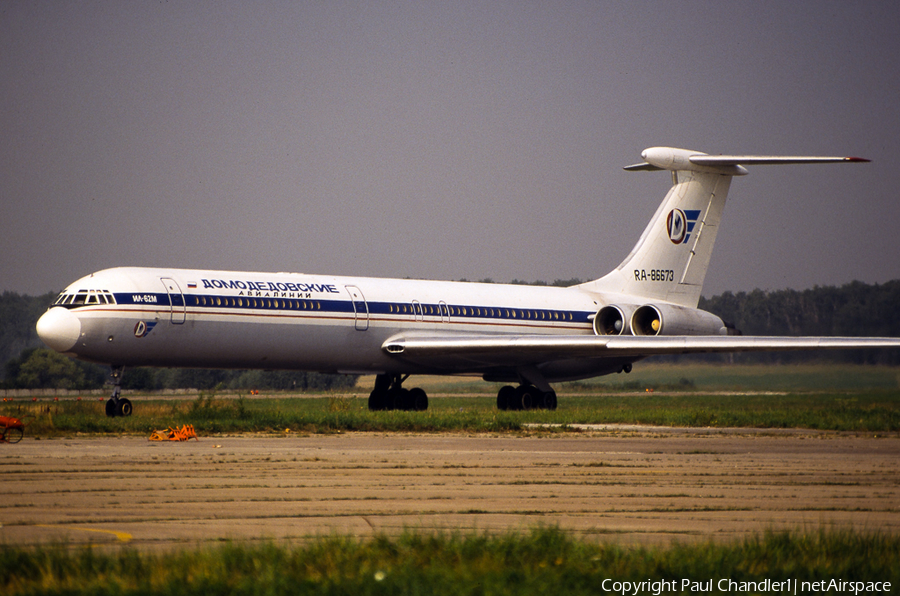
{"left": 2, "top": 430, "right": 898, "bottom": 550}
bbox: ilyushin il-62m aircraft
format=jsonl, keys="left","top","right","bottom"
{"left": 36, "top": 147, "right": 900, "bottom": 417}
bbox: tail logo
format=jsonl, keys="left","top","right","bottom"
{"left": 666, "top": 209, "right": 702, "bottom": 245}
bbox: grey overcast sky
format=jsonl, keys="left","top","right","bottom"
{"left": 2, "top": 1, "right": 899, "bottom": 297}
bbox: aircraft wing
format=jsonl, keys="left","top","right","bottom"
{"left": 383, "top": 334, "right": 900, "bottom": 368}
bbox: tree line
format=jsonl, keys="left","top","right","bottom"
{"left": 697, "top": 280, "right": 900, "bottom": 364}
{"left": 3, "top": 347, "right": 359, "bottom": 392}
{"left": 2, "top": 280, "right": 898, "bottom": 389}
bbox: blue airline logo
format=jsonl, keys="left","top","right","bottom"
{"left": 134, "top": 321, "right": 157, "bottom": 338}
{"left": 666, "top": 209, "right": 702, "bottom": 245}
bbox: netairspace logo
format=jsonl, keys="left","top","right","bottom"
{"left": 600, "top": 578, "right": 892, "bottom": 595}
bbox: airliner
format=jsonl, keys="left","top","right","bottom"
{"left": 36, "top": 147, "right": 900, "bottom": 417}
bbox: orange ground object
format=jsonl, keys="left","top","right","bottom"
{"left": 0, "top": 416, "right": 25, "bottom": 444}
{"left": 149, "top": 424, "right": 199, "bottom": 442}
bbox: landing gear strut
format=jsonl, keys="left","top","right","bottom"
{"left": 368, "top": 374, "right": 429, "bottom": 411}
{"left": 105, "top": 366, "right": 133, "bottom": 417}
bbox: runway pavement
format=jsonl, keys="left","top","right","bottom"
{"left": 2, "top": 429, "right": 898, "bottom": 550}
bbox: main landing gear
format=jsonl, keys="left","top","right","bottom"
{"left": 493, "top": 366, "right": 561, "bottom": 411}
{"left": 368, "top": 374, "right": 429, "bottom": 411}
{"left": 105, "top": 366, "right": 133, "bottom": 417}
{"left": 496, "top": 384, "right": 557, "bottom": 411}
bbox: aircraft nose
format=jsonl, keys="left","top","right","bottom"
{"left": 36, "top": 307, "right": 82, "bottom": 353}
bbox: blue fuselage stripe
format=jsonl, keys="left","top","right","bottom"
{"left": 109, "top": 293, "right": 593, "bottom": 325}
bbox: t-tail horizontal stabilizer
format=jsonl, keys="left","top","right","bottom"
{"left": 580, "top": 147, "right": 870, "bottom": 309}
{"left": 624, "top": 147, "right": 870, "bottom": 175}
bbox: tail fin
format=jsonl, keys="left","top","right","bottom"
{"left": 579, "top": 147, "right": 869, "bottom": 308}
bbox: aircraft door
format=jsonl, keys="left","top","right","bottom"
{"left": 345, "top": 285, "right": 369, "bottom": 331}
{"left": 160, "top": 278, "right": 186, "bottom": 324}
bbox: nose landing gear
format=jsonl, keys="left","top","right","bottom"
{"left": 105, "top": 366, "right": 132, "bottom": 417}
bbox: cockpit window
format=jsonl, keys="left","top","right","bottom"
{"left": 53, "top": 289, "right": 117, "bottom": 309}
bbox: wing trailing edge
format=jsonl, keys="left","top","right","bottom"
{"left": 384, "top": 334, "right": 900, "bottom": 366}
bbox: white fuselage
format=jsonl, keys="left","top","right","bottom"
{"left": 43, "top": 266, "right": 630, "bottom": 381}
{"left": 40, "top": 149, "right": 883, "bottom": 390}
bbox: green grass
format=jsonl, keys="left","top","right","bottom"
{"left": 559, "top": 362, "right": 900, "bottom": 393}
{"left": 3, "top": 364, "right": 899, "bottom": 435}
{"left": 2, "top": 527, "right": 898, "bottom": 595}
{"left": 4, "top": 389, "right": 899, "bottom": 435}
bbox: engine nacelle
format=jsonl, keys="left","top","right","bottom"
{"left": 630, "top": 303, "right": 727, "bottom": 336}
{"left": 592, "top": 305, "right": 634, "bottom": 335}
